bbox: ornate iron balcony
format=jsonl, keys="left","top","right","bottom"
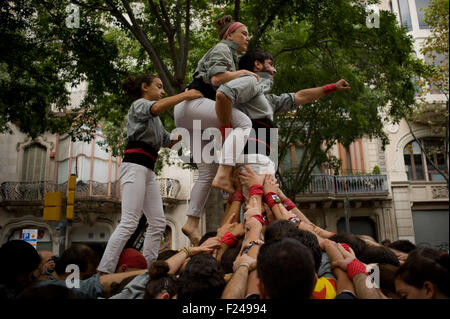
{"left": 301, "top": 174, "right": 389, "bottom": 195}
{"left": 0, "top": 178, "right": 182, "bottom": 202}
{"left": 156, "top": 178, "right": 181, "bottom": 200}
{"left": 0, "top": 181, "right": 120, "bottom": 201}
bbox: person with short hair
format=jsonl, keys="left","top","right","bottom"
{"left": 0, "top": 240, "right": 41, "bottom": 299}
{"left": 257, "top": 238, "right": 317, "bottom": 299}
{"left": 177, "top": 254, "right": 226, "bottom": 300}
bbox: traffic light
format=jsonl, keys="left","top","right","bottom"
{"left": 43, "top": 192, "right": 62, "bottom": 221}
{"left": 66, "top": 174, "right": 76, "bottom": 220}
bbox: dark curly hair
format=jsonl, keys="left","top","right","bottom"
{"left": 395, "top": 247, "right": 449, "bottom": 297}
{"left": 121, "top": 74, "right": 157, "bottom": 100}
{"left": 144, "top": 260, "right": 178, "bottom": 299}
{"left": 177, "top": 254, "right": 225, "bottom": 300}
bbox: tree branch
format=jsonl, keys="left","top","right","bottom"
{"left": 147, "top": 0, "right": 173, "bottom": 36}
{"left": 234, "top": 0, "right": 240, "bottom": 21}
{"left": 105, "top": 0, "right": 176, "bottom": 94}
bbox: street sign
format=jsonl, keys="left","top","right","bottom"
{"left": 22, "top": 229, "right": 38, "bottom": 249}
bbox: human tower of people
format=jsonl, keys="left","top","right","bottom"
{"left": 0, "top": 15, "right": 448, "bottom": 300}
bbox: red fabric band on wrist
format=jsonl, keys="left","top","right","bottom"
{"left": 227, "top": 193, "right": 233, "bottom": 204}
{"left": 232, "top": 189, "right": 244, "bottom": 203}
{"left": 220, "top": 232, "right": 238, "bottom": 247}
{"left": 249, "top": 184, "right": 264, "bottom": 197}
{"left": 322, "top": 83, "right": 337, "bottom": 94}
{"left": 347, "top": 259, "right": 368, "bottom": 280}
{"left": 339, "top": 243, "right": 351, "bottom": 253}
{"left": 282, "top": 198, "right": 296, "bottom": 211}
{"left": 264, "top": 192, "right": 278, "bottom": 208}
{"left": 251, "top": 214, "right": 268, "bottom": 225}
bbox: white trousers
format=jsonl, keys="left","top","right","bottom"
{"left": 174, "top": 98, "right": 252, "bottom": 218}
{"left": 98, "top": 162, "right": 166, "bottom": 273}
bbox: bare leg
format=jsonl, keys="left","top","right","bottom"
{"left": 182, "top": 216, "right": 201, "bottom": 246}
{"left": 215, "top": 91, "right": 233, "bottom": 127}
{"left": 212, "top": 165, "right": 235, "bottom": 194}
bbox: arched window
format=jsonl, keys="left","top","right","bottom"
{"left": 404, "top": 138, "right": 447, "bottom": 181}
{"left": 22, "top": 144, "right": 47, "bottom": 181}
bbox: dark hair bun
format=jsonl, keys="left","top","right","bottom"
{"left": 121, "top": 74, "right": 156, "bottom": 100}
{"left": 149, "top": 260, "right": 170, "bottom": 280}
{"left": 216, "top": 15, "right": 234, "bottom": 39}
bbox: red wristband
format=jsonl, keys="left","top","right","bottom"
{"left": 282, "top": 198, "right": 296, "bottom": 211}
{"left": 227, "top": 193, "right": 233, "bottom": 204}
{"left": 251, "top": 214, "right": 268, "bottom": 225}
{"left": 232, "top": 189, "right": 244, "bottom": 203}
{"left": 249, "top": 184, "right": 264, "bottom": 197}
{"left": 264, "top": 192, "right": 278, "bottom": 208}
{"left": 322, "top": 83, "right": 337, "bottom": 94}
{"left": 220, "top": 232, "right": 238, "bottom": 247}
{"left": 347, "top": 259, "right": 368, "bottom": 280}
{"left": 339, "top": 243, "right": 351, "bottom": 253}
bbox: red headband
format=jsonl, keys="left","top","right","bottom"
{"left": 222, "top": 22, "right": 244, "bottom": 40}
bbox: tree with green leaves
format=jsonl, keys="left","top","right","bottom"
{"left": 1, "top": 0, "right": 426, "bottom": 198}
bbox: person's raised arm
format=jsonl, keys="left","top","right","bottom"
{"left": 221, "top": 254, "right": 257, "bottom": 299}
{"left": 221, "top": 170, "right": 244, "bottom": 226}
{"left": 165, "top": 237, "right": 221, "bottom": 275}
{"left": 320, "top": 239, "right": 356, "bottom": 296}
{"left": 240, "top": 198, "right": 265, "bottom": 297}
{"left": 216, "top": 213, "right": 245, "bottom": 262}
{"left": 99, "top": 269, "right": 147, "bottom": 297}
{"left": 294, "top": 79, "right": 350, "bottom": 106}
{"left": 239, "top": 165, "right": 265, "bottom": 209}
{"left": 151, "top": 89, "right": 203, "bottom": 115}
{"left": 331, "top": 244, "right": 387, "bottom": 299}
{"left": 275, "top": 178, "right": 313, "bottom": 224}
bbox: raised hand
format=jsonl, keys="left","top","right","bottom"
{"left": 239, "top": 165, "right": 265, "bottom": 188}
{"left": 335, "top": 79, "right": 351, "bottom": 91}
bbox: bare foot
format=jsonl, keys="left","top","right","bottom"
{"left": 182, "top": 224, "right": 201, "bottom": 246}
{"left": 212, "top": 165, "right": 235, "bottom": 194}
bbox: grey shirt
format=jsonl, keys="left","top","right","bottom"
{"left": 193, "top": 40, "right": 239, "bottom": 86}
{"left": 233, "top": 72, "right": 297, "bottom": 121}
{"left": 108, "top": 271, "right": 149, "bottom": 299}
{"left": 32, "top": 273, "right": 104, "bottom": 299}
{"left": 126, "top": 98, "right": 171, "bottom": 150}
{"left": 318, "top": 252, "right": 337, "bottom": 281}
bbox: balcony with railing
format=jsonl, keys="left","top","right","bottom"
{"left": 0, "top": 178, "right": 181, "bottom": 203}
{"left": 299, "top": 174, "right": 389, "bottom": 197}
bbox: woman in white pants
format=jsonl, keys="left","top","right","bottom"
{"left": 97, "top": 74, "right": 202, "bottom": 273}
{"left": 174, "top": 98, "right": 251, "bottom": 245}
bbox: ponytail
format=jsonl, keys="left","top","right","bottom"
{"left": 121, "top": 74, "right": 157, "bottom": 100}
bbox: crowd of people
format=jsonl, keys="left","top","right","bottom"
{"left": 0, "top": 169, "right": 448, "bottom": 300}
{"left": 1, "top": 14, "right": 448, "bottom": 301}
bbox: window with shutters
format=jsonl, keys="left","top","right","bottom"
{"left": 22, "top": 144, "right": 47, "bottom": 181}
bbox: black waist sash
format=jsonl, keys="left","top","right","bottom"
{"left": 186, "top": 73, "right": 216, "bottom": 101}
{"left": 243, "top": 118, "right": 275, "bottom": 156}
{"left": 122, "top": 141, "right": 159, "bottom": 170}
